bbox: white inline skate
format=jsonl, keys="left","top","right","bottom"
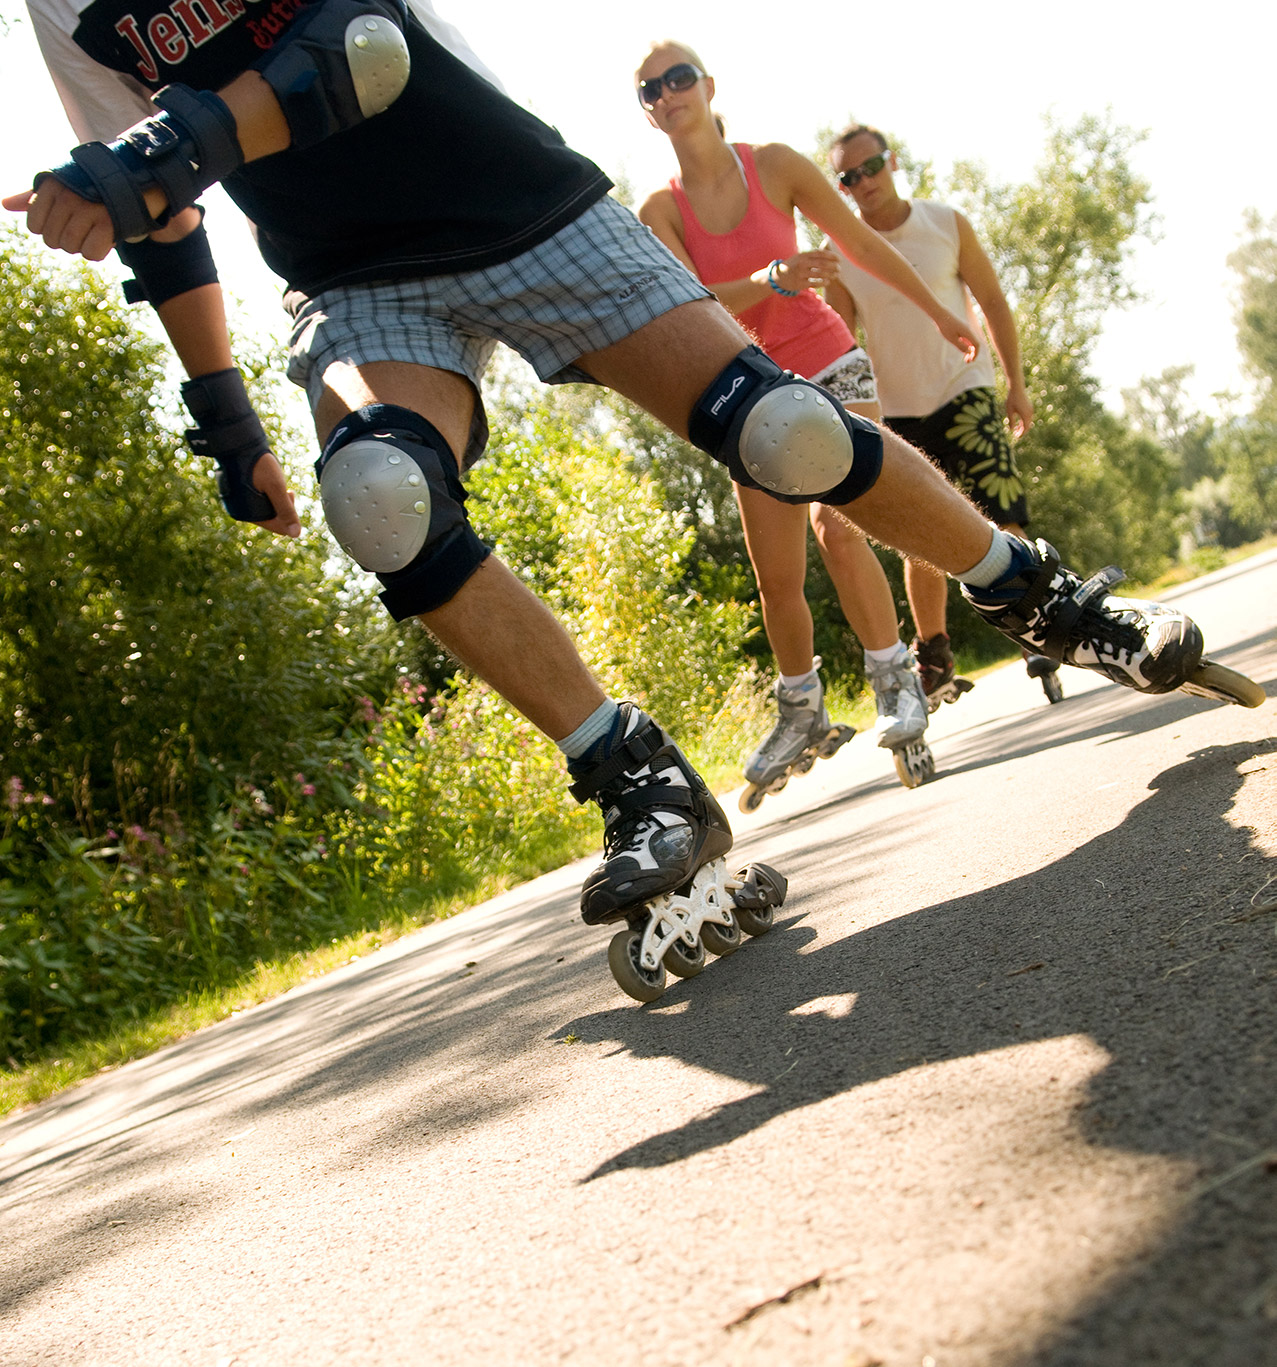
{"left": 866, "top": 645, "right": 936, "bottom": 789}
{"left": 570, "top": 704, "right": 789, "bottom": 1003}
{"left": 738, "top": 664, "right": 855, "bottom": 813}
{"left": 963, "top": 537, "right": 1265, "bottom": 708}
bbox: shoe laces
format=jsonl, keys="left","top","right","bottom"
{"left": 597, "top": 767, "right": 682, "bottom": 857}
{"left": 1038, "top": 572, "right": 1146, "bottom": 666}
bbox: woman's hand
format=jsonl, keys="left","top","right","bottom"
{"left": 935, "top": 309, "right": 980, "bottom": 362}
{"left": 770, "top": 248, "right": 843, "bottom": 293}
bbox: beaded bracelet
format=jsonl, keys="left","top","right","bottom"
{"left": 767, "top": 259, "right": 800, "bottom": 297}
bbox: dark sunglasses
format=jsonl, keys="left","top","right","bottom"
{"left": 637, "top": 62, "right": 705, "bottom": 110}
{"left": 837, "top": 151, "right": 891, "bottom": 188}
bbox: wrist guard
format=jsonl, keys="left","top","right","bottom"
{"left": 35, "top": 86, "right": 242, "bottom": 243}
{"left": 181, "top": 369, "right": 276, "bottom": 522}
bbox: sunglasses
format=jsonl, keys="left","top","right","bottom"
{"left": 837, "top": 151, "right": 891, "bottom": 188}
{"left": 637, "top": 62, "right": 705, "bottom": 110}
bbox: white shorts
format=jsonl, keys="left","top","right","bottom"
{"left": 811, "top": 348, "right": 879, "bottom": 408}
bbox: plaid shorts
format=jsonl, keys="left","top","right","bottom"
{"left": 285, "top": 195, "right": 711, "bottom": 466}
{"left": 811, "top": 347, "right": 878, "bottom": 407}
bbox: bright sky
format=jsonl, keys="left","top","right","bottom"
{"left": 2, "top": 0, "right": 1274, "bottom": 418}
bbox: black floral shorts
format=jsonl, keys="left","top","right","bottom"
{"left": 886, "top": 386, "right": 1028, "bottom": 527}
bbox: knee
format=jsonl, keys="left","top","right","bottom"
{"left": 686, "top": 347, "right": 884, "bottom": 505}
{"left": 316, "top": 404, "right": 490, "bottom": 619}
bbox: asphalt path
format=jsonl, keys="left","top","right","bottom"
{"left": 2, "top": 552, "right": 1276, "bottom": 1367}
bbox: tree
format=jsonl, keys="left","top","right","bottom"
{"left": 0, "top": 226, "right": 397, "bottom": 829}
{"left": 1121, "top": 366, "right": 1219, "bottom": 490}
{"left": 1230, "top": 210, "right": 1277, "bottom": 401}
{"left": 943, "top": 114, "right": 1179, "bottom": 582}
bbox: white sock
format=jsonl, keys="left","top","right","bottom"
{"left": 779, "top": 667, "right": 820, "bottom": 692}
{"left": 864, "top": 641, "right": 907, "bottom": 665}
{"left": 557, "top": 700, "right": 620, "bottom": 761}
{"left": 957, "top": 526, "right": 1016, "bottom": 587}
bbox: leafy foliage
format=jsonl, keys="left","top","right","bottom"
{"left": 0, "top": 241, "right": 762, "bottom": 1067}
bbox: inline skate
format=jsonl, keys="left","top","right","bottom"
{"left": 738, "top": 664, "right": 855, "bottom": 813}
{"left": 866, "top": 645, "right": 936, "bottom": 788}
{"left": 963, "top": 537, "right": 1264, "bottom": 707}
{"left": 570, "top": 704, "right": 790, "bottom": 1003}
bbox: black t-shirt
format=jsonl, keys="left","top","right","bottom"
{"left": 49, "top": 0, "right": 612, "bottom": 292}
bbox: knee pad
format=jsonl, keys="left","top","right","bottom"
{"left": 687, "top": 347, "right": 883, "bottom": 505}
{"left": 316, "top": 404, "right": 490, "bottom": 620}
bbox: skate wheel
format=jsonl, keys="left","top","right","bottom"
{"left": 700, "top": 911, "right": 743, "bottom": 957}
{"left": 1042, "top": 669, "right": 1065, "bottom": 705}
{"left": 792, "top": 752, "right": 817, "bottom": 775}
{"left": 664, "top": 935, "right": 706, "bottom": 979}
{"left": 1181, "top": 660, "right": 1266, "bottom": 708}
{"left": 767, "top": 773, "right": 789, "bottom": 795}
{"left": 738, "top": 783, "right": 766, "bottom": 814}
{"left": 735, "top": 903, "right": 774, "bottom": 937}
{"left": 816, "top": 724, "right": 855, "bottom": 759}
{"left": 608, "top": 929, "right": 667, "bottom": 1002}
{"left": 893, "top": 741, "right": 935, "bottom": 789}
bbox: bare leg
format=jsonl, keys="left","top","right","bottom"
{"left": 734, "top": 486, "right": 816, "bottom": 676}
{"left": 808, "top": 506, "right": 901, "bottom": 650}
{"left": 314, "top": 361, "right": 606, "bottom": 742}
{"left": 581, "top": 302, "right": 996, "bottom": 576}
{"left": 904, "top": 558, "right": 949, "bottom": 640}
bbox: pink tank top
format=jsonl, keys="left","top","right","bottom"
{"left": 669, "top": 144, "right": 853, "bottom": 377}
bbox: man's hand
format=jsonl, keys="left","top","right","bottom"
{"left": 3, "top": 183, "right": 118, "bottom": 261}
{"left": 1006, "top": 383, "right": 1035, "bottom": 439}
{"left": 936, "top": 309, "right": 980, "bottom": 363}
{"left": 249, "top": 453, "right": 302, "bottom": 538}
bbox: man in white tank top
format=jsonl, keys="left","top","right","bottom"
{"left": 824, "top": 124, "right": 1059, "bottom": 701}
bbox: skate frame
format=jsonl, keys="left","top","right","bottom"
{"left": 633, "top": 858, "right": 739, "bottom": 972}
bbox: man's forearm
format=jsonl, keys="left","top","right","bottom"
{"left": 155, "top": 283, "right": 236, "bottom": 378}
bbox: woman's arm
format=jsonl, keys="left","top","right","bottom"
{"left": 638, "top": 185, "right": 842, "bottom": 316}
{"left": 762, "top": 144, "right": 979, "bottom": 359}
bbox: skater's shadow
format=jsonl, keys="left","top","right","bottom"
{"left": 559, "top": 734, "right": 1277, "bottom": 1356}
{"left": 570, "top": 737, "right": 1277, "bottom": 1180}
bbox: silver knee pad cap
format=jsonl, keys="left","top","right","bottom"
{"left": 319, "top": 437, "right": 431, "bottom": 573}
{"left": 738, "top": 382, "right": 855, "bottom": 497}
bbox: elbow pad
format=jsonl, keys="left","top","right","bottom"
{"left": 254, "top": 0, "right": 412, "bottom": 148}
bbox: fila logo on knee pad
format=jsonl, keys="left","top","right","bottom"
{"left": 710, "top": 375, "right": 748, "bottom": 417}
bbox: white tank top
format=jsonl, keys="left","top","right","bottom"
{"left": 828, "top": 200, "right": 996, "bottom": 418}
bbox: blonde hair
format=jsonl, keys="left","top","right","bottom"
{"left": 636, "top": 39, "right": 708, "bottom": 80}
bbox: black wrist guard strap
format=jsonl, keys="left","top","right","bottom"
{"left": 181, "top": 368, "right": 276, "bottom": 522}
{"left": 36, "top": 85, "right": 243, "bottom": 243}
{"left": 117, "top": 209, "right": 219, "bottom": 307}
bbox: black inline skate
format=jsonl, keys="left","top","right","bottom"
{"left": 962, "top": 537, "right": 1263, "bottom": 707}
{"left": 913, "top": 632, "right": 974, "bottom": 713}
{"left": 570, "top": 704, "right": 788, "bottom": 1002}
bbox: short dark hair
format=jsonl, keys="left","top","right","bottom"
{"left": 831, "top": 123, "right": 889, "bottom": 155}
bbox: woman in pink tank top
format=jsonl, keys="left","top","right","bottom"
{"left": 635, "top": 41, "right": 976, "bottom": 788}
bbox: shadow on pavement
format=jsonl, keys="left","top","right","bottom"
{"left": 563, "top": 735, "right": 1277, "bottom": 1364}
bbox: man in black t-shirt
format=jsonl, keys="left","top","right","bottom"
{"left": 5, "top": 0, "right": 1218, "bottom": 976}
